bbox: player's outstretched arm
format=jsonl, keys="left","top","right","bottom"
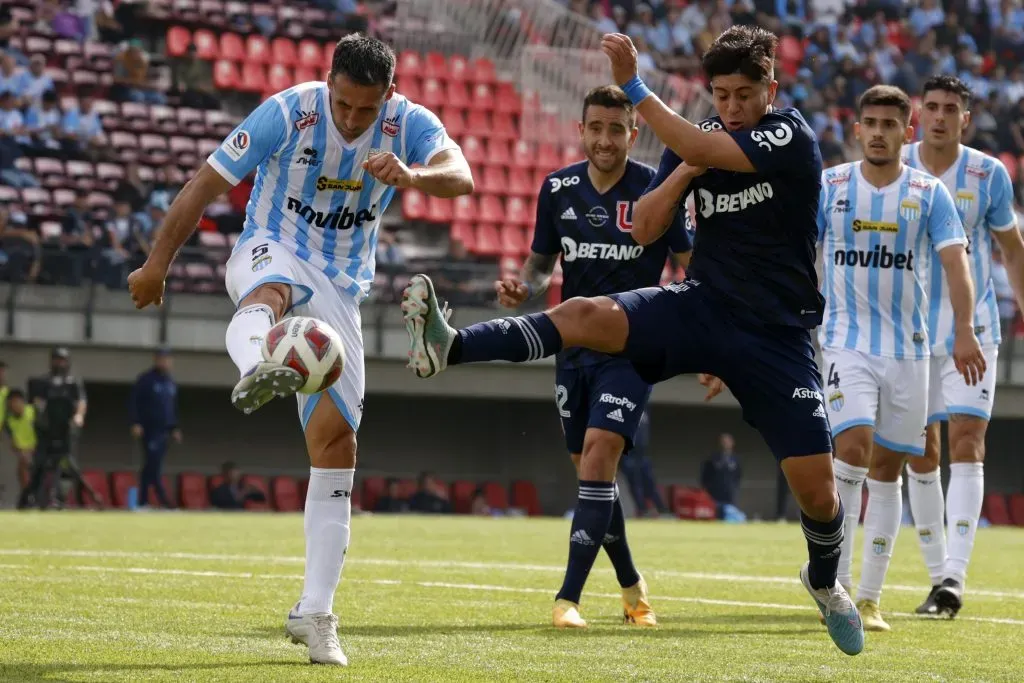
{"left": 128, "top": 163, "right": 232, "bottom": 309}
{"left": 634, "top": 161, "right": 703, "bottom": 246}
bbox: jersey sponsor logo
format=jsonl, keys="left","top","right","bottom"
{"left": 548, "top": 175, "right": 580, "bottom": 193}
{"left": 381, "top": 113, "right": 400, "bottom": 137}
{"left": 908, "top": 178, "right": 931, "bottom": 191}
{"left": 696, "top": 182, "right": 774, "bottom": 218}
{"left": 560, "top": 236, "right": 643, "bottom": 262}
{"left": 966, "top": 164, "right": 989, "bottom": 179}
{"left": 222, "top": 130, "right": 250, "bottom": 162}
{"left": 832, "top": 199, "right": 852, "bottom": 214}
{"left": 560, "top": 207, "right": 576, "bottom": 220}
{"left": 317, "top": 176, "right": 363, "bottom": 192}
{"left": 286, "top": 197, "right": 378, "bottom": 230}
{"left": 852, "top": 219, "right": 898, "bottom": 233}
{"left": 954, "top": 189, "right": 975, "bottom": 213}
{"left": 599, "top": 393, "right": 637, "bottom": 411}
{"left": 750, "top": 122, "right": 793, "bottom": 151}
{"left": 615, "top": 201, "right": 633, "bottom": 232}
{"left": 585, "top": 206, "right": 609, "bottom": 227}
{"left": 791, "top": 387, "right": 823, "bottom": 401}
{"left": 833, "top": 244, "right": 915, "bottom": 270}
{"left": 296, "top": 147, "right": 320, "bottom": 167}
{"left": 293, "top": 110, "right": 320, "bottom": 131}
{"left": 899, "top": 198, "right": 921, "bottom": 221}
{"left": 827, "top": 172, "right": 851, "bottom": 185}
{"left": 698, "top": 120, "right": 723, "bottom": 132}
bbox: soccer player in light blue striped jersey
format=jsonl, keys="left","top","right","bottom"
{"left": 901, "top": 76, "right": 1024, "bottom": 618}
{"left": 126, "top": 35, "right": 474, "bottom": 666}
{"left": 816, "top": 85, "right": 984, "bottom": 632}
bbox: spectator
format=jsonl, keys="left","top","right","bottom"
{"left": 91, "top": 0, "right": 126, "bottom": 44}
{"left": 700, "top": 433, "right": 743, "bottom": 520}
{"left": 100, "top": 199, "right": 146, "bottom": 288}
{"left": 373, "top": 478, "right": 409, "bottom": 513}
{"left": 407, "top": 471, "right": 451, "bottom": 514}
{"left": 24, "top": 90, "right": 64, "bottom": 157}
{"left": 129, "top": 347, "right": 181, "bottom": 510}
{"left": 113, "top": 162, "right": 149, "bottom": 212}
{"left": 61, "top": 90, "right": 105, "bottom": 160}
{"left": 112, "top": 42, "right": 165, "bottom": 105}
{"left": 4, "top": 389, "right": 37, "bottom": 491}
{"left": 0, "top": 90, "right": 30, "bottom": 148}
{"left": 21, "top": 55, "right": 55, "bottom": 108}
{"left": 0, "top": 53, "right": 26, "bottom": 100}
{"left": 470, "top": 486, "right": 491, "bottom": 516}
{"left": 209, "top": 461, "right": 266, "bottom": 510}
{"left": 0, "top": 8, "right": 27, "bottom": 66}
{"left": 57, "top": 189, "right": 97, "bottom": 285}
{"left": 147, "top": 167, "right": 178, "bottom": 211}
{"left": 171, "top": 44, "right": 217, "bottom": 110}
{"left": 618, "top": 410, "right": 668, "bottom": 517}
{"left": 0, "top": 205, "right": 41, "bottom": 283}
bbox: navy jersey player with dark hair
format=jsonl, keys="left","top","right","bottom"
{"left": 492, "top": 84, "right": 691, "bottom": 629}
{"left": 402, "top": 26, "right": 864, "bottom": 655}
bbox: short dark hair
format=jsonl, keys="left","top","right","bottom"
{"left": 702, "top": 25, "right": 778, "bottom": 83}
{"left": 922, "top": 75, "right": 972, "bottom": 108}
{"left": 7, "top": 388, "right": 23, "bottom": 401}
{"left": 329, "top": 34, "right": 395, "bottom": 88}
{"left": 582, "top": 85, "right": 636, "bottom": 126}
{"left": 858, "top": 85, "right": 912, "bottom": 123}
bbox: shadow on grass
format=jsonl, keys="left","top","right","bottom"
{"left": 0, "top": 660, "right": 307, "bottom": 683}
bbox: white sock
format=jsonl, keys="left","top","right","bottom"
{"left": 833, "top": 460, "right": 868, "bottom": 589}
{"left": 945, "top": 462, "right": 984, "bottom": 585}
{"left": 857, "top": 477, "right": 902, "bottom": 604}
{"left": 906, "top": 466, "right": 946, "bottom": 585}
{"left": 225, "top": 304, "right": 275, "bottom": 376}
{"left": 299, "top": 467, "right": 354, "bottom": 615}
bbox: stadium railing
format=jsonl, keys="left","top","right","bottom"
{"left": 393, "top": 0, "right": 714, "bottom": 167}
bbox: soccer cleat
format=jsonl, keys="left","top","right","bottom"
{"left": 933, "top": 578, "right": 963, "bottom": 618}
{"left": 285, "top": 602, "right": 348, "bottom": 666}
{"left": 231, "top": 361, "right": 304, "bottom": 414}
{"left": 856, "top": 599, "right": 891, "bottom": 632}
{"left": 799, "top": 562, "right": 864, "bottom": 656}
{"left": 552, "top": 599, "right": 588, "bottom": 629}
{"left": 401, "top": 274, "right": 456, "bottom": 378}
{"left": 915, "top": 585, "right": 942, "bottom": 616}
{"left": 622, "top": 576, "right": 657, "bottom": 627}
{"left": 817, "top": 582, "right": 849, "bottom": 625}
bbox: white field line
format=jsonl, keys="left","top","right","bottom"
{"left": 0, "top": 548, "right": 1022, "bottom": 600}
{"left": 0, "top": 560, "right": 1022, "bottom": 627}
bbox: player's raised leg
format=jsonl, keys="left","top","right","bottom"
{"left": 907, "top": 421, "right": 946, "bottom": 615}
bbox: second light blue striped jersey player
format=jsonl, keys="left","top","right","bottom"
{"left": 207, "top": 81, "right": 459, "bottom": 302}
{"left": 817, "top": 161, "right": 967, "bottom": 359}
{"left": 903, "top": 143, "right": 1018, "bottom": 354}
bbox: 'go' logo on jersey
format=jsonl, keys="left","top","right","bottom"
{"left": 549, "top": 176, "right": 580, "bottom": 193}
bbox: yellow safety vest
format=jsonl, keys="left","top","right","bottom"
{"left": 0, "top": 386, "right": 8, "bottom": 428}
{"left": 6, "top": 405, "right": 37, "bottom": 451}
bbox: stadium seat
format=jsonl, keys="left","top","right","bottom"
{"left": 439, "top": 107, "right": 465, "bottom": 137}
{"left": 500, "top": 224, "right": 527, "bottom": 257}
{"left": 450, "top": 222, "right": 475, "bottom": 251}
{"left": 402, "top": 188, "right": 427, "bottom": 220}
{"left": 509, "top": 139, "right": 535, "bottom": 170}
{"left": 246, "top": 34, "right": 271, "bottom": 64}
{"left": 460, "top": 135, "right": 485, "bottom": 164}
{"left": 271, "top": 37, "right": 298, "bottom": 67}
{"left": 110, "top": 471, "right": 138, "bottom": 508}
{"left": 983, "top": 493, "right": 1012, "bottom": 525}
{"left": 474, "top": 223, "right": 501, "bottom": 256}
{"left": 672, "top": 486, "right": 716, "bottom": 520}
{"left": 450, "top": 480, "right": 477, "bottom": 514}
{"left": 420, "top": 78, "right": 444, "bottom": 110}
{"left": 482, "top": 481, "right": 508, "bottom": 510}
{"left": 271, "top": 476, "right": 301, "bottom": 512}
{"left": 52, "top": 190, "right": 76, "bottom": 208}
{"left": 266, "top": 64, "right": 294, "bottom": 93}
{"left": 80, "top": 469, "right": 111, "bottom": 508}
{"left": 484, "top": 139, "right": 511, "bottom": 167}
{"left": 396, "top": 50, "right": 422, "bottom": 80}
{"left": 396, "top": 479, "right": 418, "bottom": 500}
{"left": 297, "top": 40, "right": 323, "bottom": 68}
{"left": 240, "top": 62, "right": 267, "bottom": 93}
{"left": 193, "top": 28, "right": 219, "bottom": 60}
{"left": 507, "top": 168, "right": 534, "bottom": 197}
{"left": 453, "top": 195, "right": 478, "bottom": 222}
{"left": 166, "top": 26, "right": 192, "bottom": 57}
{"left": 495, "top": 82, "right": 523, "bottom": 115}
{"left": 426, "top": 195, "right": 453, "bottom": 223}
{"left": 423, "top": 52, "right": 447, "bottom": 80}
{"left": 1008, "top": 494, "right": 1024, "bottom": 526}
{"left": 562, "top": 143, "right": 582, "bottom": 166}
{"left": 398, "top": 76, "right": 421, "bottom": 102}
{"left": 480, "top": 166, "right": 508, "bottom": 195}
{"left": 198, "top": 231, "right": 227, "bottom": 248}
{"left": 293, "top": 66, "right": 317, "bottom": 85}
{"left": 470, "top": 83, "right": 494, "bottom": 112}
{"left": 213, "top": 60, "right": 240, "bottom": 90}
{"left": 470, "top": 57, "right": 497, "bottom": 84}
{"left": 219, "top": 32, "right": 245, "bottom": 61}
{"left": 510, "top": 480, "right": 541, "bottom": 516}
{"left": 447, "top": 54, "right": 469, "bottom": 83}
{"left": 505, "top": 196, "right": 530, "bottom": 225}
{"left": 178, "top": 472, "right": 209, "bottom": 509}
{"left": 490, "top": 113, "right": 518, "bottom": 140}
{"left": 241, "top": 475, "right": 270, "bottom": 511}
{"left": 362, "top": 476, "right": 387, "bottom": 512}
{"left": 445, "top": 81, "right": 471, "bottom": 109}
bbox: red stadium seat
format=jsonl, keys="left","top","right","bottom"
{"left": 266, "top": 64, "right": 294, "bottom": 92}
{"left": 402, "top": 188, "right": 427, "bottom": 220}
{"left": 480, "top": 166, "right": 508, "bottom": 195}
{"left": 219, "top": 33, "right": 245, "bottom": 61}
{"left": 271, "top": 476, "right": 301, "bottom": 512}
{"left": 447, "top": 54, "right": 469, "bottom": 82}
{"left": 465, "top": 110, "right": 491, "bottom": 137}
{"left": 453, "top": 195, "right": 478, "bottom": 222}
{"left": 166, "top": 26, "right": 192, "bottom": 58}
{"left": 1008, "top": 494, "right": 1024, "bottom": 526}
{"left": 507, "top": 168, "right": 534, "bottom": 197}
{"left": 396, "top": 50, "right": 422, "bottom": 80}
{"left": 510, "top": 481, "right": 541, "bottom": 516}
{"left": 426, "top": 195, "right": 453, "bottom": 223}
{"left": 193, "top": 29, "right": 219, "bottom": 60}
{"left": 213, "top": 60, "right": 240, "bottom": 90}
{"left": 110, "top": 471, "right": 138, "bottom": 508}
{"left": 482, "top": 481, "right": 509, "bottom": 510}
{"left": 536, "top": 143, "right": 561, "bottom": 171}
{"left": 178, "top": 472, "right": 209, "bottom": 509}
{"left": 398, "top": 76, "right": 421, "bottom": 102}
{"left": 423, "top": 52, "right": 447, "bottom": 80}
{"left": 271, "top": 37, "right": 297, "bottom": 67}
{"left": 500, "top": 224, "right": 527, "bottom": 257}
{"left": 297, "top": 40, "right": 324, "bottom": 69}
{"left": 445, "top": 81, "right": 471, "bottom": 110}
{"left": 984, "top": 493, "right": 1012, "bottom": 525}
{"left": 246, "top": 34, "right": 271, "bottom": 64}
{"left": 460, "top": 135, "right": 485, "bottom": 164}
{"left": 396, "top": 479, "right": 418, "bottom": 500}
{"left": 240, "top": 63, "right": 267, "bottom": 93}
{"left": 562, "top": 143, "right": 582, "bottom": 166}
{"left": 495, "top": 82, "right": 523, "bottom": 115}
{"left": 450, "top": 222, "right": 475, "bottom": 247}
{"left": 293, "top": 66, "right": 317, "bottom": 84}
{"left": 450, "top": 480, "right": 477, "bottom": 514}
{"left": 439, "top": 107, "right": 465, "bottom": 137}
{"left": 478, "top": 195, "right": 504, "bottom": 223}
{"left": 510, "top": 139, "right": 535, "bottom": 170}
{"left": 420, "top": 78, "right": 444, "bottom": 110}
{"left": 485, "top": 139, "right": 511, "bottom": 167}
{"left": 470, "top": 57, "right": 497, "bottom": 84}
{"left": 362, "top": 476, "right": 387, "bottom": 512}
{"left": 505, "top": 196, "right": 530, "bottom": 225}
{"left": 474, "top": 223, "right": 501, "bottom": 256}
{"left": 672, "top": 486, "right": 717, "bottom": 520}
{"left": 80, "top": 469, "right": 111, "bottom": 508}
{"left": 470, "top": 83, "right": 494, "bottom": 112}
{"left": 241, "top": 475, "right": 270, "bottom": 511}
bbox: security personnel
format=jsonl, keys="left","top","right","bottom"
{"left": 19, "top": 347, "right": 88, "bottom": 509}
{"left": 129, "top": 347, "right": 181, "bottom": 509}
{"left": 4, "top": 389, "right": 37, "bottom": 488}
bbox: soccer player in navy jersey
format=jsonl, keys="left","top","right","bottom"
{"left": 493, "top": 85, "right": 691, "bottom": 629}
{"left": 402, "top": 26, "right": 865, "bottom": 654}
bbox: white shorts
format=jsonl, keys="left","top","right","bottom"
{"left": 926, "top": 347, "right": 998, "bottom": 425}
{"left": 821, "top": 348, "right": 928, "bottom": 456}
{"left": 225, "top": 240, "right": 365, "bottom": 432}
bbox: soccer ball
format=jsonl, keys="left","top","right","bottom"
{"left": 261, "top": 316, "right": 345, "bottom": 394}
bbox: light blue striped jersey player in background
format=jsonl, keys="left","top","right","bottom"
{"left": 814, "top": 85, "right": 983, "bottom": 634}
{"left": 125, "top": 34, "right": 474, "bottom": 666}
{"left": 899, "top": 76, "right": 1024, "bottom": 620}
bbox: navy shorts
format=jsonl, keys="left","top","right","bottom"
{"left": 609, "top": 280, "right": 832, "bottom": 461}
{"left": 554, "top": 357, "right": 652, "bottom": 455}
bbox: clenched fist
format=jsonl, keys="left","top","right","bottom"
{"left": 128, "top": 262, "right": 168, "bottom": 309}
{"left": 363, "top": 151, "right": 416, "bottom": 188}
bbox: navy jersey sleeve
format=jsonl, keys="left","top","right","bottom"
{"left": 727, "top": 111, "right": 816, "bottom": 175}
{"left": 530, "top": 177, "right": 561, "bottom": 255}
{"left": 643, "top": 147, "right": 684, "bottom": 196}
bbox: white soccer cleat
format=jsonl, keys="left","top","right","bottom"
{"left": 285, "top": 602, "right": 348, "bottom": 666}
{"left": 400, "top": 274, "right": 456, "bottom": 378}
{"left": 230, "top": 361, "right": 304, "bottom": 414}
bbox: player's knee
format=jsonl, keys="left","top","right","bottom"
{"left": 867, "top": 451, "right": 904, "bottom": 483}
{"left": 551, "top": 297, "right": 600, "bottom": 335}
{"left": 240, "top": 283, "right": 290, "bottom": 320}
{"left": 833, "top": 430, "right": 871, "bottom": 469}
{"left": 949, "top": 425, "right": 985, "bottom": 464}
{"left": 305, "top": 417, "right": 357, "bottom": 469}
{"left": 794, "top": 486, "right": 839, "bottom": 522}
{"left": 579, "top": 430, "right": 624, "bottom": 481}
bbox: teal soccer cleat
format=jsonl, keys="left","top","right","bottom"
{"left": 800, "top": 561, "right": 865, "bottom": 655}
{"left": 401, "top": 274, "right": 456, "bottom": 378}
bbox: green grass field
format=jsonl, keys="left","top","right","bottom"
{"left": 0, "top": 512, "right": 1022, "bottom": 682}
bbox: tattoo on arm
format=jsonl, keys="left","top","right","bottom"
{"left": 521, "top": 252, "right": 558, "bottom": 299}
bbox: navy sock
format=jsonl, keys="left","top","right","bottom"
{"left": 448, "top": 312, "right": 562, "bottom": 365}
{"left": 801, "top": 500, "right": 845, "bottom": 589}
{"left": 556, "top": 480, "right": 615, "bottom": 604}
{"left": 602, "top": 486, "right": 641, "bottom": 588}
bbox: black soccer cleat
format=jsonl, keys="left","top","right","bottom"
{"left": 914, "top": 585, "right": 942, "bottom": 616}
{"left": 933, "top": 578, "right": 963, "bottom": 618}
